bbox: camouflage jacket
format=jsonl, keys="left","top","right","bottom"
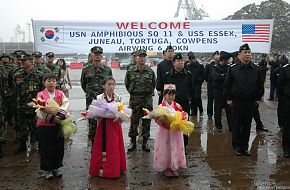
{"left": 0, "top": 65, "right": 6, "bottom": 109}
{"left": 125, "top": 65, "right": 156, "bottom": 96}
{"left": 13, "top": 69, "right": 44, "bottom": 113}
{"left": 81, "top": 63, "right": 112, "bottom": 99}
{"left": 34, "top": 64, "right": 51, "bottom": 76}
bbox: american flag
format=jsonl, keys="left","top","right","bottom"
{"left": 242, "top": 24, "right": 270, "bottom": 42}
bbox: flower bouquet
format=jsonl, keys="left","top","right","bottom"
{"left": 29, "top": 98, "right": 60, "bottom": 115}
{"left": 81, "top": 99, "right": 132, "bottom": 123}
{"left": 143, "top": 106, "right": 194, "bottom": 135}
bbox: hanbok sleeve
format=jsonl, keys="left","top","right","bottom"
{"left": 60, "top": 93, "right": 69, "bottom": 113}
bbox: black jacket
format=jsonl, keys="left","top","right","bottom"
{"left": 269, "top": 60, "right": 280, "bottom": 80}
{"left": 224, "top": 61, "right": 264, "bottom": 101}
{"left": 258, "top": 60, "right": 268, "bottom": 83}
{"left": 212, "top": 63, "right": 229, "bottom": 90}
{"left": 186, "top": 61, "right": 204, "bottom": 86}
{"left": 156, "top": 59, "right": 173, "bottom": 92}
{"left": 278, "top": 64, "right": 290, "bottom": 98}
{"left": 164, "top": 68, "right": 192, "bottom": 103}
{"left": 203, "top": 61, "right": 216, "bottom": 84}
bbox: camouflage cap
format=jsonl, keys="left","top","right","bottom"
{"left": 0, "top": 53, "right": 11, "bottom": 59}
{"left": 172, "top": 53, "right": 183, "bottom": 62}
{"left": 45, "top": 52, "right": 55, "bottom": 57}
{"left": 19, "top": 53, "right": 33, "bottom": 60}
{"left": 131, "top": 51, "right": 136, "bottom": 56}
{"left": 32, "top": 51, "right": 42, "bottom": 57}
{"left": 12, "top": 50, "right": 26, "bottom": 58}
{"left": 135, "top": 49, "right": 147, "bottom": 56}
{"left": 90, "top": 46, "right": 103, "bottom": 54}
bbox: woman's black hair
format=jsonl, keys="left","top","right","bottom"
{"left": 103, "top": 76, "right": 116, "bottom": 85}
{"left": 163, "top": 89, "right": 176, "bottom": 96}
{"left": 43, "top": 73, "right": 57, "bottom": 82}
{"left": 56, "top": 58, "right": 67, "bottom": 70}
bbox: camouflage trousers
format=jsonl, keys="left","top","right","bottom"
{"left": 86, "top": 98, "right": 97, "bottom": 143}
{"left": 16, "top": 112, "right": 37, "bottom": 142}
{"left": 129, "top": 95, "right": 153, "bottom": 139}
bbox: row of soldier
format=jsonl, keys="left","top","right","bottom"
{"left": 0, "top": 51, "right": 70, "bottom": 158}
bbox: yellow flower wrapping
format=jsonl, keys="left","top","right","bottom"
{"left": 59, "top": 116, "right": 77, "bottom": 139}
{"left": 117, "top": 102, "right": 131, "bottom": 122}
{"left": 169, "top": 111, "right": 194, "bottom": 135}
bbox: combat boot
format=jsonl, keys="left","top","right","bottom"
{"left": 127, "top": 137, "right": 137, "bottom": 152}
{"left": 0, "top": 144, "right": 4, "bottom": 158}
{"left": 142, "top": 138, "right": 150, "bottom": 152}
{"left": 14, "top": 141, "right": 27, "bottom": 154}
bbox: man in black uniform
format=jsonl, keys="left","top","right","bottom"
{"left": 156, "top": 45, "right": 174, "bottom": 104}
{"left": 224, "top": 44, "right": 264, "bottom": 156}
{"left": 269, "top": 53, "right": 280, "bottom": 100}
{"left": 164, "top": 53, "right": 192, "bottom": 152}
{"left": 185, "top": 51, "right": 204, "bottom": 116}
{"left": 204, "top": 51, "right": 219, "bottom": 119}
{"left": 278, "top": 55, "right": 290, "bottom": 157}
{"left": 212, "top": 51, "right": 232, "bottom": 132}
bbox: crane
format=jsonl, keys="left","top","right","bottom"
{"left": 174, "top": 0, "right": 209, "bottom": 20}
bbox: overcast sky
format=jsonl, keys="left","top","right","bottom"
{"left": 0, "top": 0, "right": 289, "bottom": 42}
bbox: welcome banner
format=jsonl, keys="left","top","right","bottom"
{"left": 32, "top": 20, "right": 273, "bottom": 54}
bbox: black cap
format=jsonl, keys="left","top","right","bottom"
{"left": 46, "top": 52, "right": 55, "bottom": 57}
{"left": 165, "top": 45, "right": 174, "bottom": 51}
{"left": 90, "top": 46, "right": 103, "bottom": 54}
{"left": 12, "top": 50, "right": 26, "bottom": 58}
{"left": 219, "top": 51, "right": 232, "bottom": 60}
{"left": 187, "top": 51, "right": 196, "bottom": 59}
{"left": 231, "top": 51, "right": 239, "bottom": 57}
{"left": 32, "top": 51, "right": 42, "bottom": 57}
{"left": 0, "top": 53, "right": 11, "bottom": 59}
{"left": 135, "top": 49, "right": 147, "bottom": 56}
{"left": 239, "top": 43, "right": 251, "bottom": 52}
{"left": 172, "top": 53, "right": 183, "bottom": 62}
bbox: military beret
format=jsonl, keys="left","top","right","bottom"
{"left": 33, "top": 51, "right": 42, "bottom": 57}
{"left": 45, "top": 52, "right": 55, "bottom": 57}
{"left": 239, "top": 43, "right": 251, "bottom": 52}
{"left": 90, "top": 46, "right": 103, "bottom": 54}
{"left": 219, "top": 51, "right": 232, "bottom": 60}
{"left": 165, "top": 45, "right": 174, "bottom": 51}
{"left": 172, "top": 53, "right": 183, "bottom": 62}
{"left": 135, "top": 49, "right": 147, "bottom": 56}
{"left": 187, "top": 51, "right": 196, "bottom": 59}
{"left": 0, "top": 53, "right": 11, "bottom": 59}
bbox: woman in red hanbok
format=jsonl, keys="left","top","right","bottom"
{"left": 89, "top": 77, "right": 126, "bottom": 178}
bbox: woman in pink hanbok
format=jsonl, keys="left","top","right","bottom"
{"left": 153, "top": 84, "right": 187, "bottom": 177}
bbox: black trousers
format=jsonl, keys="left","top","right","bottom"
{"left": 253, "top": 104, "right": 263, "bottom": 128}
{"left": 207, "top": 83, "right": 214, "bottom": 117}
{"left": 231, "top": 98, "right": 255, "bottom": 151}
{"left": 282, "top": 96, "right": 290, "bottom": 153}
{"left": 277, "top": 94, "right": 284, "bottom": 129}
{"left": 191, "top": 86, "right": 203, "bottom": 115}
{"left": 213, "top": 89, "right": 232, "bottom": 130}
{"left": 38, "top": 126, "right": 64, "bottom": 171}
{"left": 176, "top": 100, "right": 190, "bottom": 147}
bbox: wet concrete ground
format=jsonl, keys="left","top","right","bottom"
{"left": 1, "top": 68, "right": 290, "bottom": 190}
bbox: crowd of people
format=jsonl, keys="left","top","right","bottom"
{"left": 0, "top": 43, "right": 289, "bottom": 179}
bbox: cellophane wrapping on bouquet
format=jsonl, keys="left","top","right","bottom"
{"left": 59, "top": 116, "right": 77, "bottom": 139}
{"left": 143, "top": 105, "right": 194, "bottom": 135}
{"left": 87, "top": 99, "right": 132, "bottom": 123}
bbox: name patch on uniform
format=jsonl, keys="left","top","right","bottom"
{"left": 16, "top": 77, "right": 24, "bottom": 81}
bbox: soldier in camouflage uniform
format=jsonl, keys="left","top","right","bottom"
{"left": 0, "top": 53, "right": 16, "bottom": 127}
{"left": 12, "top": 54, "right": 43, "bottom": 154}
{"left": 33, "top": 51, "right": 50, "bottom": 75}
{"left": 45, "top": 52, "right": 61, "bottom": 88}
{"left": 0, "top": 64, "right": 6, "bottom": 158}
{"left": 80, "top": 46, "right": 112, "bottom": 143}
{"left": 125, "top": 49, "right": 156, "bottom": 152}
